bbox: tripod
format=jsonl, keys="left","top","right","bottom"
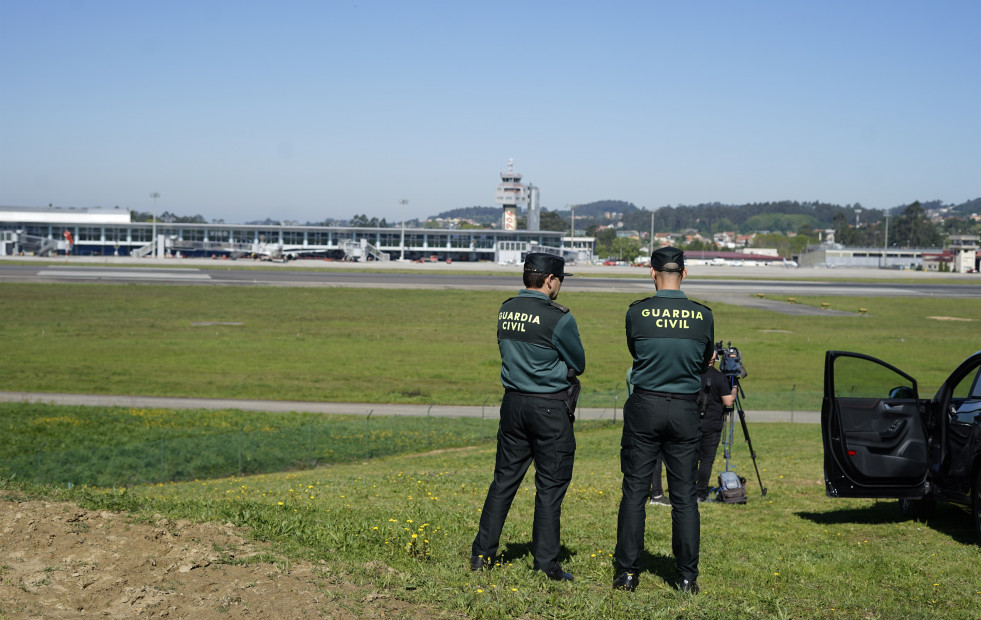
{"left": 721, "top": 375, "right": 768, "bottom": 498}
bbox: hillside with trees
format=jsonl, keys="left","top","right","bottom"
{"left": 439, "top": 198, "right": 978, "bottom": 260}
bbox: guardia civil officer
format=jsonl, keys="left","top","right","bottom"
{"left": 613, "top": 246, "right": 714, "bottom": 594}
{"left": 470, "top": 253, "right": 585, "bottom": 582}
{"left": 647, "top": 350, "right": 737, "bottom": 504}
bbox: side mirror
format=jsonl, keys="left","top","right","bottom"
{"left": 888, "top": 385, "right": 916, "bottom": 399}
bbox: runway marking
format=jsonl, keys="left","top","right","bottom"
{"left": 41, "top": 269, "right": 211, "bottom": 280}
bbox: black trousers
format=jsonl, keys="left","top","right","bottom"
{"left": 472, "top": 392, "right": 576, "bottom": 570}
{"left": 696, "top": 420, "right": 723, "bottom": 498}
{"left": 615, "top": 391, "right": 701, "bottom": 581}
{"left": 650, "top": 417, "right": 723, "bottom": 499}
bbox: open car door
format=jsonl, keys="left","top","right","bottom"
{"left": 821, "top": 351, "right": 929, "bottom": 499}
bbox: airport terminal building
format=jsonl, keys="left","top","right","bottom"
{"left": 0, "top": 205, "right": 595, "bottom": 264}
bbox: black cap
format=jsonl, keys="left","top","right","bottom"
{"left": 651, "top": 246, "right": 685, "bottom": 272}
{"left": 523, "top": 253, "right": 571, "bottom": 277}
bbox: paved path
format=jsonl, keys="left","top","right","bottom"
{"left": 1, "top": 391, "right": 819, "bottom": 423}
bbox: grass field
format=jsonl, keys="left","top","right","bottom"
{"left": 2, "top": 283, "right": 979, "bottom": 410}
{"left": 0, "top": 401, "right": 608, "bottom": 487}
{"left": 4, "top": 420, "right": 979, "bottom": 619}
{"left": 2, "top": 281, "right": 980, "bottom": 617}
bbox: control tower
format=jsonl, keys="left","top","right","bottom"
{"left": 495, "top": 159, "right": 527, "bottom": 230}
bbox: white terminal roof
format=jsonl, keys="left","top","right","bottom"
{"left": 0, "top": 206, "right": 132, "bottom": 225}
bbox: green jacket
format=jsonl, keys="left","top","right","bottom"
{"left": 625, "top": 289, "right": 714, "bottom": 394}
{"left": 498, "top": 289, "right": 586, "bottom": 393}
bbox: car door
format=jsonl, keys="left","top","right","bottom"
{"left": 821, "top": 351, "right": 930, "bottom": 498}
{"left": 932, "top": 351, "right": 981, "bottom": 500}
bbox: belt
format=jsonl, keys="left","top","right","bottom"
{"left": 504, "top": 387, "right": 568, "bottom": 401}
{"left": 633, "top": 386, "right": 698, "bottom": 401}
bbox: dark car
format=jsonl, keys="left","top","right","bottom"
{"left": 821, "top": 349, "right": 981, "bottom": 542}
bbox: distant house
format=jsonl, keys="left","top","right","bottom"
{"left": 921, "top": 250, "right": 955, "bottom": 272}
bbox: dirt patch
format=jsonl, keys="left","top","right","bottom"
{"left": 0, "top": 499, "right": 433, "bottom": 619}
{"left": 926, "top": 316, "right": 974, "bottom": 322}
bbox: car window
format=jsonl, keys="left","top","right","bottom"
{"left": 833, "top": 355, "right": 916, "bottom": 399}
{"left": 951, "top": 366, "right": 981, "bottom": 399}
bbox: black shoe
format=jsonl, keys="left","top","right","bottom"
{"left": 541, "top": 564, "right": 573, "bottom": 581}
{"left": 676, "top": 577, "right": 699, "bottom": 594}
{"left": 470, "top": 555, "right": 490, "bottom": 571}
{"left": 612, "top": 571, "right": 637, "bottom": 591}
{"left": 696, "top": 494, "right": 708, "bottom": 503}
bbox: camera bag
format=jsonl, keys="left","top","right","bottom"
{"left": 717, "top": 471, "right": 747, "bottom": 504}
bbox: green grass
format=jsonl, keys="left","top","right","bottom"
{"left": 2, "top": 283, "right": 979, "bottom": 410}
{"left": 0, "top": 402, "right": 611, "bottom": 486}
{"left": 2, "top": 281, "right": 978, "bottom": 617}
{"left": 3, "top": 421, "right": 977, "bottom": 619}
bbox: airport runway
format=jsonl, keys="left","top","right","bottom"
{"left": 1, "top": 258, "right": 978, "bottom": 315}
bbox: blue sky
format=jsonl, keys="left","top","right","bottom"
{"left": 1, "top": 1, "right": 978, "bottom": 224}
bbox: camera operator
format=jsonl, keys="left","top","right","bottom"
{"left": 696, "top": 349, "right": 737, "bottom": 502}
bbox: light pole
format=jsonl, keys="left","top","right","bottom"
{"left": 399, "top": 199, "right": 408, "bottom": 261}
{"left": 883, "top": 212, "right": 889, "bottom": 268}
{"left": 150, "top": 192, "right": 160, "bottom": 258}
{"left": 650, "top": 211, "right": 655, "bottom": 252}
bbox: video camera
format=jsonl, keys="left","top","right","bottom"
{"left": 715, "top": 341, "right": 747, "bottom": 380}
{"left": 714, "top": 340, "right": 767, "bottom": 498}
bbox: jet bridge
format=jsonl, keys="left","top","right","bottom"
{"left": 340, "top": 238, "right": 391, "bottom": 262}
{"left": 168, "top": 239, "right": 256, "bottom": 258}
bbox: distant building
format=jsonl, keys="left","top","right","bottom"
{"left": 0, "top": 205, "right": 594, "bottom": 263}
{"left": 798, "top": 243, "right": 941, "bottom": 270}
